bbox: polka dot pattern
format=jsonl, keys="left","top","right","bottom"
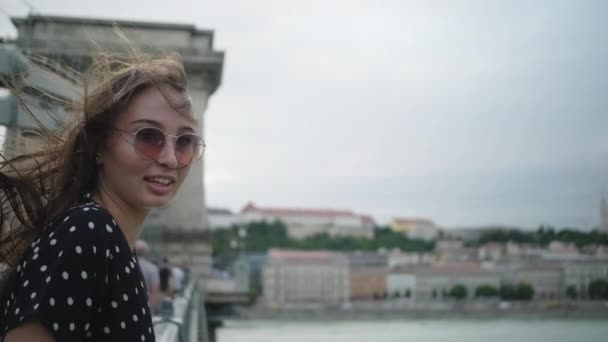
{"left": 0, "top": 197, "right": 155, "bottom": 341}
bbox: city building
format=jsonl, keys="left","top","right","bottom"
{"left": 562, "top": 259, "right": 608, "bottom": 298}
{"left": 435, "top": 239, "right": 476, "bottom": 261}
{"left": 411, "top": 262, "right": 500, "bottom": 301}
{"left": 240, "top": 202, "right": 375, "bottom": 240}
{"left": 390, "top": 217, "right": 438, "bottom": 241}
{"left": 387, "top": 266, "right": 417, "bottom": 299}
{"left": 504, "top": 242, "right": 544, "bottom": 259}
{"left": 208, "top": 207, "right": 240, "bottom": 230}
{"left": 541, "top": 241, "right": 581, "bottom": 259}
{"left": 347, "top": 252, "right": 388, "bottom": 300}
{"left": 478, "top": 242, "right": 505, "bottom": 261}
{"left": 515, "top": 262, "right": 564, "bottom": 299}
{"left": 387, "top": 250, "right": 435, "bottom": 269}
{"left": 263, "top": 249, "right": 350, "bottom": 308}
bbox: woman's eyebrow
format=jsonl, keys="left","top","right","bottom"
{"left": 130, "top": 119, "right": 197, "bottom": 133}
{"left": 178, "top": 126, "right": 196, "bottom": 133}
{"left": 130, "top": 119, "right": 162, "bottom": 128}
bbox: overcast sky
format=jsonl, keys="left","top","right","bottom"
{"left": 1, "top": 0, "right": 607, "bottom": 229}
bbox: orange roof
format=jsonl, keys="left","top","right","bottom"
{"left": 241, "top": 202, "right": 364, "bottom": 219}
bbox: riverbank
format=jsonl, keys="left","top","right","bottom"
{"left": 235, "top": 300, "right": 608, "bottom": 320}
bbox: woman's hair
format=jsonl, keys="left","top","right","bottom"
{"left": 0, "top": 42, "right": 193, "bottom": 305}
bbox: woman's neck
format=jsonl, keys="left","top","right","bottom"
{"left": 91, "top": 191, "right": 149, "bottom": 251}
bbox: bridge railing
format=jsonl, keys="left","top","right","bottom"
{"left": 153, "top": 280, "right": 206, "bottom": 342}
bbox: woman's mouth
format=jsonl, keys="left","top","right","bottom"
{"left": 144, "top": 176, "right": 176, "bottom": 196}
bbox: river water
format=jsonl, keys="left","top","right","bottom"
{"left": 217, "top": 319, "right": 608, "bottom": 342}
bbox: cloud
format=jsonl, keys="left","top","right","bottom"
{"left": 1, "top": 0, "right": 606, "bottom": 228}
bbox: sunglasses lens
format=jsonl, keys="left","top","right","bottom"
{"left": 134, "top": 128, "right": 165, "bottom": 158}
{"left": 175, "top": 134, "right": 204, "bottom": 165}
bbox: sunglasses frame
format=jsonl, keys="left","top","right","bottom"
{"left": 114, "top": 126, "right": 206, "bottom": 167}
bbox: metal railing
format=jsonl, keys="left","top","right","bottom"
{"left": 153, "top": 281, "right": 206, "bottom": 342}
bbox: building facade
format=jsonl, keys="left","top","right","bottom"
{"left": 410, "top": 262, "right": 500, "bottom": 301}
{"left": 241, "top": 202, "right": 375, "bottom": 240}
{"left": 347, "top": 252, "right": 388, "bottom": 300}
{"left": 515, "top": 262, "right": 564, "bottom": 299}
{"left": 387, "top": 250, "right": 435, "bottom": 269}
{"left": 208, "top": 207, "right": 240, "bottom": 230}
{"left": 263, "top": 249, "right": 350, "bottom": 308}
{"left": 387, "top": 267, "right": 417, "bottom": 299}
{"left": 390, "top": 218, "right": 438, "bottom": 241}
{"left": 562, "top": 259, "right": 608, "bottom": 298}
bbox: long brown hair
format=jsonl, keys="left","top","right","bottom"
{"left": 0, "top": 45, "right": 192, "bottom": 307}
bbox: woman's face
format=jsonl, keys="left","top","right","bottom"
{"left": 97, "top": 86, "right": 197, "bottom": 210}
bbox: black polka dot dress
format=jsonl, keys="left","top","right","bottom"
{"left": 0, "top": 196, "right": 155, "bottom": 342}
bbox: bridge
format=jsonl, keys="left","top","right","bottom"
{"left": 154, "top": 280, "right": 248, "bottom": 342}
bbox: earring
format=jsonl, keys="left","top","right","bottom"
{"left": 95, "top": 154, "right": 103, "bottom": 164}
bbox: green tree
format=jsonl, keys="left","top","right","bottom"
{"left": 565, "top": 285, "right": 578, "bottom": 300}
{"left": 500, "top": 283, "right": 534, "bottom": 300}
{"left": 475, "top": 284, "right": 498, "bottom": 298}
{"left": 514, "top": 283, "right": 535, "bottom": 300}
{"left": 449, "top": 284, "right": 468, "bottom": 300}
{"left": 405, "top": 288, "right": 411, "bottom": 298}
{"left": 588, "top": 279, "right": 608, "bottom": 300}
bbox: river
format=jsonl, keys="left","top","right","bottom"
{"left": 217, "top": 319, "right": 608, "bottom": 342}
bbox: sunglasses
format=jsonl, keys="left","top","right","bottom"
{"left": 115, "top": 127, "right": 206, "bottom": 167}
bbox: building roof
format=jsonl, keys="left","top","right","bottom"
{"left": 242, "top": 202, "right": 360, "bottom": 218}
{"left": 268, "top": 249, "right": 339, "bottom": 263}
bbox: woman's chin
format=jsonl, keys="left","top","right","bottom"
{"left": 140, "top": 194, "right": 175, "bottom": 209}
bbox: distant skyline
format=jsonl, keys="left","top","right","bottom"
{"left": 0, "top": 0, "right": 606, "bottom": 229}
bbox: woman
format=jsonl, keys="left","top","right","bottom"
{"left": 0, "top": 49, "right": 205, "bottom": 341}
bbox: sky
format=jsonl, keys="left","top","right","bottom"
{"left": 0, "top": 0, "right": 607, "bottom": 229}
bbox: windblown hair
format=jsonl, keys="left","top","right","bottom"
{"left": 0, "top": 44, "right": 192, "bottom": 308}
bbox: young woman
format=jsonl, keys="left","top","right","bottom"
{"left": 0, "top": 51, "right": 205, "bottom": 341}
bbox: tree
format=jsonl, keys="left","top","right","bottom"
{"left": 431, "top": 289, "right": 437, "bottom": 299}
{"left": 405, "top": 288, "right": 411, "bottom": 298}
{"left": 588, "top": 279, "right": 608, "bottom": 300}
{"left": 449, "top": 284, "right": 468, "bottom": 300}
{"left": 475, "top": 284, "right": 498, "bottom": 298}
{"left": 500, "top": 283, "right": 534, "bottom": 300}
{"left": 514, "top": 283, "right": 535, "bottom": 300}
{"left": 565, "top": 285, "right": 578, "bottom": 300}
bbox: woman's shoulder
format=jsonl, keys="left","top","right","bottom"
{"left": 39, "top": 196, "right": 120, "bottom": 246}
